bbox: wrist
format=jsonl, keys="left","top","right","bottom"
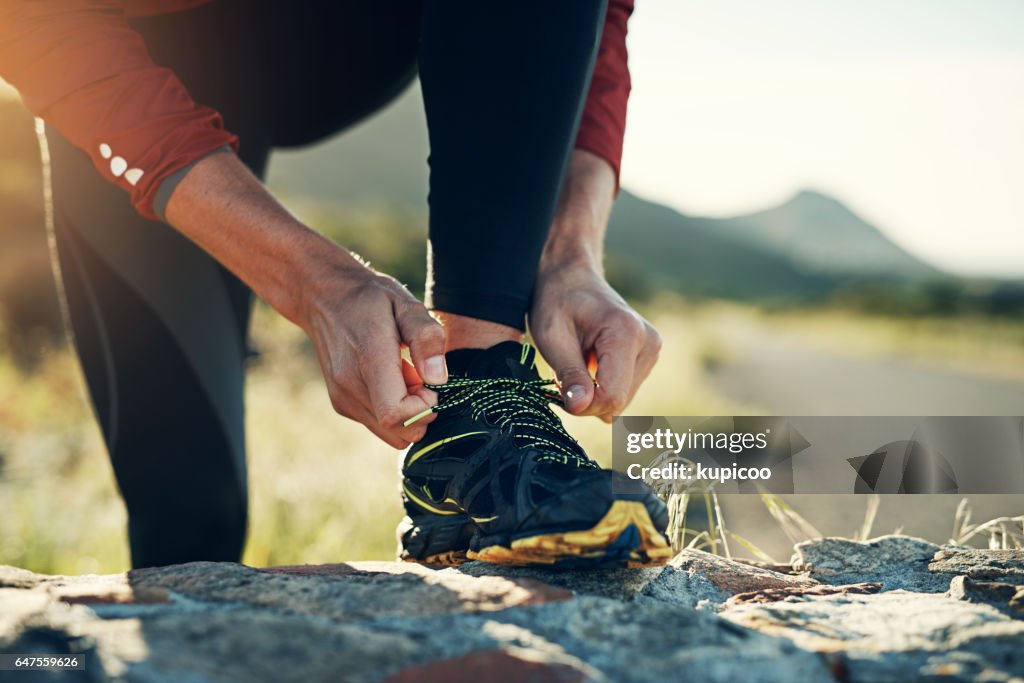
{"left": 280, "top": 230, "right": 372, "bottom": 323}
{"left": 539, "top": 231, "right": 602, "bottom": 274}
{"left": 539, "top": 150, "right": 616, "bottom": 275}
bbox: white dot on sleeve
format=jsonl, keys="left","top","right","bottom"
{"left": 110, "top": 156, "right": 127, "bottom": 177}
{"left": 124, "top": 168, "right": 144, "bottom": 186}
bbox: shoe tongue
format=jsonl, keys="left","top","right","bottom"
{"left": 445, "top": 341, "right": 539, "bottom": 381}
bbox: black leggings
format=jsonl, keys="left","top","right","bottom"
{"left": 45, "top": 0, "right": 607, "bottom": 567}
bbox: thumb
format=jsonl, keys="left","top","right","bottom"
{"left": 395, "top": 304, "right": 448, "bottom": 386}
{"left": 540, "top": 324, "right": 595, "bottom": 414}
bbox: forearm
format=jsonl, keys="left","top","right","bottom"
{"left": 163, "top": 152, "right": 364, "bottom": 325}
{"left": 540, "top": 150, "right": 618, "bottom": 273}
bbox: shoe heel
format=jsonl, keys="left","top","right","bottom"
{"left": 398, "top": 510, "right": 477, "bottom": 566}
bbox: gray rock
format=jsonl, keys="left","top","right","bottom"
{"left": 930, "top": 548, "right": 1024, "bottom": 586}
{"left": 723, "top": 590, "right": 1024, "bottom": 682}
{"left": 725, "top": 581, "right": 883, "bottom": 607}
{"left": 0, "top": 563, "right": 830, "bottom": 683}
{"left": 670, "top": 549, "right": 817, "bottom": 601}
{"left": 452, "top": 562, "right": 669, "bottom": 603}
{"left": 121, "top": 561, "right": 574, "bottom": 620}
{"left": 793, "top": 535, "right": 949, "bottom": 591}
{"left": 794, "top": 536, "right": 1024, "bottom": 597}
{"left": 456, "top": 549, "right": 815, "bottom": 610}
{"left": 3, "top": 538, "right": 1023, "bottom": 683}
{"left": 948, "top": 575, "right": 1024, "bottom": 619}
{"left": 0, "top": 565, "right": 46, "bottom": 589}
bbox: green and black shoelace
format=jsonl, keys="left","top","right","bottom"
{"left": 405, "top": 376, "right": 597, "bottom": 469}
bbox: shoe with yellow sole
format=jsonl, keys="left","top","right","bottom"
{"left": 397, "top": 341, "right": 671, "bottom": 568}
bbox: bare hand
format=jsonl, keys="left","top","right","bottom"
{"left": 530, "top": 264, "right": 661, "bottom": 422}
{"left": 299, "top": 256, "right": 449, "bottom": 448}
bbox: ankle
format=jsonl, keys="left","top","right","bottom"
{"left": 433, "top": 311, "right": 523, "bottom": 351}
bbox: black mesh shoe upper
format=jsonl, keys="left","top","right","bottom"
{"left": 401, "top": 342, "right": 663, "bottom": 543}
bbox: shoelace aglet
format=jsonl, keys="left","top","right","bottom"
{"left": 403, "top": 406, "right": 436, "bottom": 428}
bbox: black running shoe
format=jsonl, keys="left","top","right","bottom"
{"left": 397, "top": 341, "right": 671, "bottom": 567}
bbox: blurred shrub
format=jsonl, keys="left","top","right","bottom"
{"left": 831, "top": 278, "right": 1024, "bottom": 319}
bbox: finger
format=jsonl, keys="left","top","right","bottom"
{"left": 605, "top": 325, "right": 660, "bottom": 423}
{"left": 328, "top": 377, "right": 431, "bottom": 447}
{"left": 539, "top": 320, "right": 595, "bottom": 414}
{"left": 401, "top": 356, "right": 425, "bottom": 389}
{"left": 633, "top": 325, "right": 662, "bottom": 390}
{"left": 331, "top": 395, "right": 413, "bottom": 449}
{"left": 358, "top": 328, "right": 434, "bottom": 431}
{"left": 403, "top": 358, "right": 438, "bottom": 426}
{"left": 395, "top": 304, "right": 447, "bottom": 385}
{"left": 368, "top": 414, "right": 430, "bottom": 448}
{"left": 591, "top": 332, "right": 639, "bottom": 420}
{"left": 342, "top": 356, "right": 436, "bottom": 441}
{"left": 366, "top": 418, "right": 415, "bottom": 449}
{"left": 312, "top": 327, "right": 388, "bottom": 427}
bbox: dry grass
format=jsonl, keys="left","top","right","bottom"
{"left": 951, "top": 498, "right": 1024, "bottom": 550}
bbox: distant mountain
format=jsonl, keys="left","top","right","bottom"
{"left": 718, "top": 190, "right": 940, "bottom": 279}
{"left": 605, "top": 191, "right": 838, "bottom": 301}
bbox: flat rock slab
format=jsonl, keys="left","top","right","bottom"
{"left": 948, "top": 575, "right": 1024, "bottom": 619}
{"left": 725, "top": 590, "right": 1024, "bottom": 683}
{"left": 792, "top": 535, "right": 949, "bottom": 591}
{"left": 0, "top": 561, "right": 829, "bottom": 683}
{"left": 2, "top": 537, "right": 1023, "bottom": 682}
{"left": 930, "top": 548, "right": 1024, "bottom": 586}
{"left": 453, "top": 548, "right": 814, "bottom": 610}
{"left": 793, "top": 535, "right": 1024, "bottom": 594}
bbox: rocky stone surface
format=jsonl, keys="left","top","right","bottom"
{"left": 2, "top": 535, "right": 1023, "bottom": 682}
{"left": 948, "top": 575, "right": 1024, "bottom": 619}
{"left": 930, "top": 548, "right": 1024, "bottom": 586}
{"left": 792, "top": 534, "right": 949, "bottom": 591}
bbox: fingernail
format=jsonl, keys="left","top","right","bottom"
{"left": 424, "top": 355, "right": 447, "bottom": 384}
{"left": 565, "top": 384, "right": 587, "bottom": 404}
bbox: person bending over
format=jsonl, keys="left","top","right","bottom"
{"left": 0, "top": 0, "right": 668, "bottom": 568}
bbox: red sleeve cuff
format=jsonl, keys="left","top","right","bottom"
{"left": 49, "top": 67, "right": 240, "bottom": 221}
{"left": 574, "top": 0, "right": 633, "bottom": 189}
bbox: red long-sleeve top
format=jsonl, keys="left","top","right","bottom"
{"left": 0, "top": 1, "right": 633, "bottom": 220}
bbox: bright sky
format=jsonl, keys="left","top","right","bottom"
{"left": 622, "top": 0, "right": 1024, "bottom": 277}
